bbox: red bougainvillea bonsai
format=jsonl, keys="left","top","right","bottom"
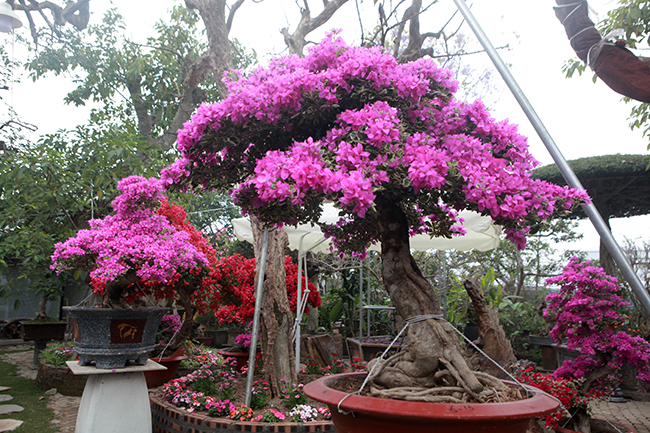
{"left": 196, "top": 254, "right": 321, "bottom": 326}
{"left": 543, "top": 257, "right": 650, "bottom": 430}
{"left": 162, "top": 34, "right": 588, "bottom": 401}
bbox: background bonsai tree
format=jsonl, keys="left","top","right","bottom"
{"left": 544, "top": 257, "right": 650, "bottom": 430}
{"left": 163, "top": 34, "right": 588, "bottom": 401}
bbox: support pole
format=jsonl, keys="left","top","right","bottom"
{"left": 295, "top": 235, "right": 304, "bottom": 373}
{"left": 359, "top": 265, "right": 363, "bottom": 338}
{"left": 452, "top": 0, "right": 650, "bottom": 318}
{"left": 244, "top": 230, "right": 268, "bottom": 407}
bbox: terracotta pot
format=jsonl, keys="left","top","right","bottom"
{"left": 304, "top": 372, "right": 560, "bottom": 433}
{"left": 217, "top": 348, "right": 250, "bottom": 371}
{"left": 145, "top": 348, "right": 187, "bottom": 388}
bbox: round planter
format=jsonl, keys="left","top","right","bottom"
{"left": 217, "top": 349, "right": 250, "bottom": 371}
{"left": 64, "top": 306, "right": 164, "bottom": 369}
{"left": 304, "top": 372, "right": 560, "bottom": 433}
{"left": 145, "top": 351, "right": 188, "bottom": 389}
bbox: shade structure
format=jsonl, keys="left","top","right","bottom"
{"left": 232, "top": 204, "right": 501, "bottom": 254}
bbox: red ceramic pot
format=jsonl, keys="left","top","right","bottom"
{"left": 217, "top": 349, "right": 250, "bottom": 371}
{"left": 145, "top": 348, "right": 187, "bottom": 388}
{"left": 304, "top": 372, "right": 560, "bottom": 433}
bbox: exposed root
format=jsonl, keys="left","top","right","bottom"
{"left": 368, "top": 351, "right": 405, "bottom": 382}
{"left": 474, "top": 371, "right": 509, "bottom": 390}
{"left": 366, "top": 355, "right": 526, "bottom": 404}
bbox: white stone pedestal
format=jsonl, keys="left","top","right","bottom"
{"left": 67, "top": 360, "right": 166, "bottom": 433}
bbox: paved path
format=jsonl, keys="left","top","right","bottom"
{"left": 592, "top": 400, "right": 650, "bottom": 433}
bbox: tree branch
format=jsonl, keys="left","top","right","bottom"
{"left": 281, "top": 0, "right": 349, "bottom": 56}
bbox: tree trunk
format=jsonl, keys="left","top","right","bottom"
{"left": 251, "top": 216, "right": 297, "bottom": 396}
{"left": 37, "top": 292, "right": 48, "bottom": 320}
{"left": 371, "top": 195, "right": 483, "bottom": 394}
{"left": 464, "top": 279, "right": 516, "bottom": 379}
{"left": 168, "top": 284, "right": 196, "bottom": 356}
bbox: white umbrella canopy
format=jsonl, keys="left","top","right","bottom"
{"left": 232, "top": 203, "right": 501, "bottom": 254}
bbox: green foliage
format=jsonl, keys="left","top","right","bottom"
{"left": 582, "top": 1, "right": 650, "bottom": 148}
{"left": 498, "top": 295, "right": 545, "bottom": 353}
{"left": 318, "top": 266, "right": 365, "bottom": 337}
{"left": 2, "top": 4, "right": 257, "bottom": 310}
{"left": 0, "top": 102, "right": 171, "bottom": 299}
{"left": 26, "top": 6, "right": 256, "bottom": 142}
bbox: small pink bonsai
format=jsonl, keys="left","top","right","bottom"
{"left": 544, "top": 258, "right": 650, "bottom": 429}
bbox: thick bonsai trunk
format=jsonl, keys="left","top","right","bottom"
{"left": 371, "top": 196, "right": 483, "bottom": 395}
{"left": 251, "top": 217, "right": 297, "bottom": 397}
{"left": 102, "top": 270, "right": 141, "bottom": 308}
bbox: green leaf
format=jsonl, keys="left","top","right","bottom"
{"left": 329, "top": 299, "right": 343, "bottom": 323}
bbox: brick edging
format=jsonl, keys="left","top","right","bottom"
{"left": 150, "top": 392, "right": 336, "bottom": 433}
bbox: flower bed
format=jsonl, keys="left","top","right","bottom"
{"left": 151, "top": 346, "right": 369, "bottom": 432}
{"left": 150, "top": 392, "right": 335, "bottom": 433}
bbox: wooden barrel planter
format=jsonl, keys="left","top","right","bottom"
{"left": 150, "top": 392, "right": 335, "bottom": 433}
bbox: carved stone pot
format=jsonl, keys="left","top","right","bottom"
{"left": 64, "top": 306, "right": 164, "bottom": 369}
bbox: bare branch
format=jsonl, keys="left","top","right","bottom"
{"left": 226, "top": 0, "right": 245, "bottom": 32}
{"left": 282, "top": 0, "right": 349, "bottom": 56}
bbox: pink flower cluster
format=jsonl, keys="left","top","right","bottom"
{"left": 164, "top": 34, "right": 589, "bottom": 253}
{"left": 50, "top": 176, "right": 209, "bottom": 297}
{"left": 545, "top": 258, "right": 650, "bottom": 386}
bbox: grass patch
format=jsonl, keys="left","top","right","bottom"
{"left": 0, "top": 353, "right": 56, "bottom": 432}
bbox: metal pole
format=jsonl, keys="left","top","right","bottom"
{"left": 452, "top": 0, "right": 650, "bottom": 317}
{"left": 366, "top": 261, "right": 371, "bottom": 338}
{"left": 359, "top": 265, "right": 363, "bottom": 338}
{"left": 244, "top": 230, "right": 268, "bottom": 407}
{"left": 295, "top": 235, "right": 305, "bottom": 373}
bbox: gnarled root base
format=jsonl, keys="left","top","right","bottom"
{"left": 367, "top": 319, "right": 525, "bottom": 404}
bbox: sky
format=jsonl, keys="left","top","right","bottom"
{"left": 2, "top": 0, "right": 648, "bottom": 256}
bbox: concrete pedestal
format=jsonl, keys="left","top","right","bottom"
{"left": 67, "top": 360, "right": 166, "bottom": 433}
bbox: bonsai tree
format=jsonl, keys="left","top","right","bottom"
{"left": 50, "top": 175, "right": 210, "bottom": 300}
{"left": 544, "top": 257, "right": 650, "bottom": 430}
{"left": 162, "top": 34, "right": 588, "bottom": 401}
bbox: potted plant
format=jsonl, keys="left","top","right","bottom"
{"left": 541, "top": 258, "right": 650, "bottom": 432}
{"left": 218, "top": 332, "right": 257, "bottom": 371}
{"left": 162, "top": 34, "right": 587, "bottom": 430}
{"left": 51, "top": 176, "right": 215, "bottom": 368}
